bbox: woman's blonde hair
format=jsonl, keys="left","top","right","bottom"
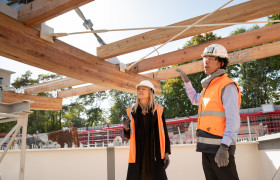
{"left": 132, "top": 89, "right": 157, "bottom": 114}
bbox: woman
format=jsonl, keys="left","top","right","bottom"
{"left": 123, "top": 80, "right": 171, "bottom": 180}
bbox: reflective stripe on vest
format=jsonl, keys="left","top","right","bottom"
{"left": 197, "top": 73, "right": 241, "bottom": 137}
{"left": 127, "top": 104, "right": 165, "bottom": 163}
{"left": 197, "top": 137, "right": 235, "bottom": 145}
{"left": 198, "top": 110, "right": 226, "bottom": 118}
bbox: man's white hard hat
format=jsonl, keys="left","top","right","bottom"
{"left": 201, "top": 44, "right": 228, "bottom": 58}
{"left": 136, "top": 80, "right": 155, "bottom": 94}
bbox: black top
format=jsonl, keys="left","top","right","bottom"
{"left": 140, "top": 114, "right": 152, "bottom": 180}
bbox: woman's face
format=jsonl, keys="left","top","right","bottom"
{"left": 137, "top": 86, "right": 150, "bottom": 100}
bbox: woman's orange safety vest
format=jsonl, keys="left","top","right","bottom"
{"left": 197, "top": 74, "right": 241, "bottom": 137}
{"left": 126, "top": 104, "right": 165, "bottom": 163}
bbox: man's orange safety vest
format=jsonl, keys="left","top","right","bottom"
{"left": 126, "top": 104, "right": 165, "bottom": 163}
{"left": 197, "top": 74, "right": 241, "bottom": 137}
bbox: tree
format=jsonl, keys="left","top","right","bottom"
{"left": 78, "top": 91, "right": 107, "bottom": 127}
{"left": 109, "top": 90, "right": 136, "bottom": 124}
{"left": 8, "top": 71, "right": 64, "bottom": 134}
{"left": 86, "top": 107, "right": 105, "bottom": 126}
{"left": 229, "top": 14, "right": 280, "bottom": 108}
{"left": 62, "top": 101, "right": 87, "bottom": 128}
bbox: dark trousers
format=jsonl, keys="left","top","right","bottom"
{"left": 202, "top": 153, "right": 239, "bottom": 180}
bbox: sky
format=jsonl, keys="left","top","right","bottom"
{"left": 1, "top": 0, "right": 268, "bottom": 106}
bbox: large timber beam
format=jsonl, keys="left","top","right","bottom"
{"left": 0, "top": 12, "right": 161, "bottom": 96}
{"left": 59, "top": 41, "right": 280, "bottom": 97}
{"left": 144, "top": 41, "right": 280, "bottom": 80}
{"left": 1, "top": 91, "right": 62, "bottom": 110}
{"left": 97, "top": 0, "right": 280, "bottom": 59}
{"left": 130, "top": 23, "right": 280, "bottom": 73}
{"left": 57, "top": 84, "right": 109, "bottom": 98}
{"left": 18, "top": 0, "right": 94, "bottom": 26}
{"left": 24, "top": 77, "right": 84, "bottom": 94}
{"left": 24, "top": 22, "right": 280, "bottom": 96}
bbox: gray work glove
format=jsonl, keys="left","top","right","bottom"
{"left": 175, "top": 68, "right": 190, "bottom": 83}
{"left": 123, "top": 117, "right": 130, "bottom": 131}
{"left": 215, "top": 144, "right": 229, "bottom": 167}
{"left": 163, "top": 154, "right": 170, "bottom": 169}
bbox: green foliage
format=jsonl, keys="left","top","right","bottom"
{"left": 79, "top": 91, "right": 107, "bottom": 106}
{"left": 0, "top": 121, "right": 17, "bottom": 134}
{"left": 183, "top": 32, "right": 220, "bottom": 48}
{"left": 228, "top": 14, "right": 280, "bottom": 107}
{"left": 265, "top": 13, "right": 280, "bottom": 26}
{"left": 78, "top": 92, "right": 107, "bottom": 127}
{"left": 86, "top": 107, "right": 105, "bottom": 126}
{"left": 62, "top": 101, "right": 87, "bottom": 128}
{"left": 11, "top": 71, "right": 38, "bottom": 88}
{"left": 108, "top": 90, "right": 136, "bottom": 124}
{"left": 238, "top": 56, "right": 280, "bottom": 108}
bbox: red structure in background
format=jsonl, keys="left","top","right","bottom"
{"left": 1, "top": 109, "right": 279, "bottom": 148}
{"left": 77, "top": 110, "right": 280, "bottom": 147}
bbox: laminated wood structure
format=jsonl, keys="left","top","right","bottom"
{"left": 0, "top": 0, "right": 280, "bottom": 103}
{"left": 0, "top": 1, "right": 280, "bottom": 180}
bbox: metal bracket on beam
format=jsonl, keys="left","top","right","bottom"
{"left": 0, "top": 2, "right": 18, "bottom": 19}
{"left": 105, "top": 57, "right": 127, "bottom": 72}
{"left": 40, "top": 23, "right": 55, "bottom": 43}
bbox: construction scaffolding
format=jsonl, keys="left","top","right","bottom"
{"left": 0, "top": 101, "right": 32, "bottom": 180}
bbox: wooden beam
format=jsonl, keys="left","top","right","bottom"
{"left": 130, "top": 23, "right": 280, "bottom": 73}
{"left": 24, "top": 77, "right": 84, "bottom": 94}
{"left": 57, "top": 84, "right": 109, "bottom": 98}
{"left": 0, "top": 12, "right": 161, "bottom": 96}
{"left": 143, "top": 41, "right": 280, "bottom": 80}
{"left": 18, "top": 0, "right": 94, "bottom": 26}
{"left": 97, "top": 0, "right": 280, "bottom": 59}
{"left": 1, "top": 91, "right": 62, "bottom": 110}
{"left": 23, "top": 23, "right": 280, "bottom": 95}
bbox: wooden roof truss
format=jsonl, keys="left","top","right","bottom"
{"left": 0, "top": 0, "right": 280, "bottom": 110}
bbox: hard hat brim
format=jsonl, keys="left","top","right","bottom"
{"left": 136, "top": 85, "right": 155, "bottom": 94}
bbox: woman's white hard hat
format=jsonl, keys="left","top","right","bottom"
{"left": 136, "top": 80, "right": 155, "bottom": 94}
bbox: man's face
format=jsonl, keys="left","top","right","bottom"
{"left": 203, "top": 56, "right": 222, "bottom": 75}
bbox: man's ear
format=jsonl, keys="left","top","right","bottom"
{"left": 220, "top": 61, "right": 224, "bottom": 68}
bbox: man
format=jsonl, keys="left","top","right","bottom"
{"left": 176, "top": 44, "right": 241, "bottom": 180}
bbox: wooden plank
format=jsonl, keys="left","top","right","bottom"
{"left": 18, "top": 0, "right": 94, "bottom": 26}
{"left": 0, "top": 12, "right": 161, "bottom": 96}
{"left": 97, "top": 0, "right": 280, "bottom": 59}
{"left": 57, "top": 84, "right": 109, "bottom": 98}
{"left": 24, "top": 77, "right": 84, "bottom": 94}
{"left": 1, "top": 91, "right": 62, "bottom": 110}
{"left": 130, "top": 23, "right": 280, "bottom": 73}
{"left": 143, "top": 41, "right": 280, "bottom": 80}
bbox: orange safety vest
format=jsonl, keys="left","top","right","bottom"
{"left": 197, "top": 74, "right": 241, "bottom": 137}
{"left": 126, "top": 104, "right": 165, "bottom": 163}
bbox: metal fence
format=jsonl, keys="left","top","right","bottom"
{"left": 1, "top": 111, "right": 280, "bottom": 149}
{"left": 77, "top": 112, "right": 280, "bottom": 147}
